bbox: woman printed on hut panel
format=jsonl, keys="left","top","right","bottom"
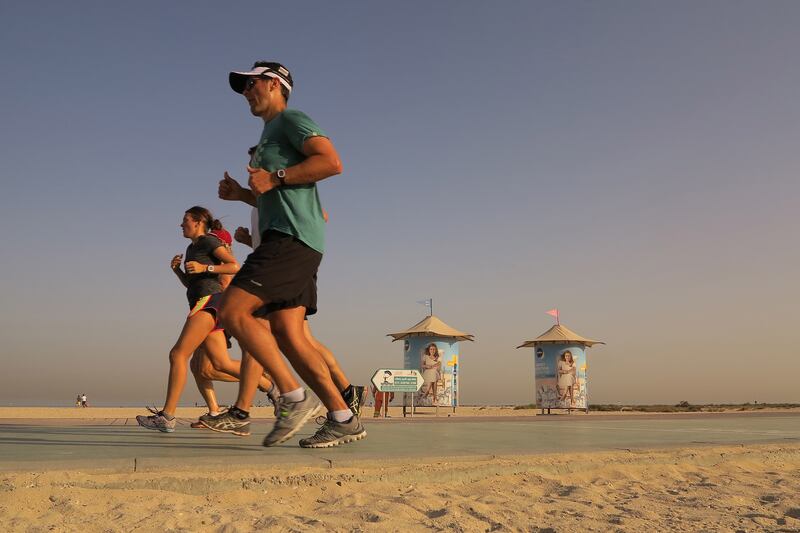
{"left": 557, "top": 350, "right": 577, "bottom": 405}
{"left": 420, "top": 343, "right": 443, "bottom": 404}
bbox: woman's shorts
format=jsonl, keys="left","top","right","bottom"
{"left": 188, "top": 292, "right": 225, "bottom": 333}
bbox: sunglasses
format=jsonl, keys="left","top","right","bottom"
{"left": 244, "top": 78, "right": 260, "bottom": 91}
{"left": 244, "top": 76, "right": 278, "bottom": 92}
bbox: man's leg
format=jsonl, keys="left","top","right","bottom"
{"left": 220, "top": 287, "right": 299, "bottom": 393}
{"left": 190, "top": 348, "right": 221, "bottom": 414}
{"left": 303, "top": 320, "right": 364, "bottom": 416}
{"left": 303, "top": 321, "right": 349, "bottom": 391}
{"left": 234, "top": 350, "right": 265, "bottom": 411}
{"left": 204, "top": 287, "right": 321, "bottom": 442}
{"left": 233, "top": 318, "right": 278, "bottom": 413}
{"left": 194, "top": 330, "right": 267, "bottom": 436}
{"left": 271, "top": 307, "right": 366, "bottom": 448}
{"left": 197, "top": 354, "right": 238, "bottom": 383}
{"left": 202, "top": 330, "right": 274, "bottom": 392}
{"left": 270, "top": 307, "right": 348, "bottom": 413}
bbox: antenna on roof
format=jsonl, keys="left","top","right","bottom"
{"left": 417, "top": 298, "right": 433, "bottom": 316}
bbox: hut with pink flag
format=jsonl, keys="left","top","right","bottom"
{"left": 517, "top": 310, "right": 604, "bottom": 414}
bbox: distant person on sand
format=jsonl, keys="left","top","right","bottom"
{"left": 80, "top": 394, "right": 88, "bottom": 408}
{"left": 557, "top": 351, "right": 577, "bottom": 405}
{"left": 371, "top": 384, "right": 394, "bottom": 418}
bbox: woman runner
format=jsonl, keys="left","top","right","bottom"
{"left": 136, "top": 206, "right": 270, "bottom": 432}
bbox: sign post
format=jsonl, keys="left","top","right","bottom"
{"left": 447, "top": 355, "right": 459, "bottom": 414}
{"left": 371, "top": 369, "right": 423, "bottom": 419}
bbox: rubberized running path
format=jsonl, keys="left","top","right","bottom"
{"left": 1, "top": 412, "right": 798, "bottom": 472}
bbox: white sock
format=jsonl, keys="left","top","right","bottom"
{"left": 281, "top": 388, "right": 305, "bottom": 403}
{"left": 330, "top": 409, "right": 352, "bottom": 423}
{"left": 208, "top": 411, "right": 220, "bottom": 417}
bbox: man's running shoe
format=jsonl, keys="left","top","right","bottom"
{"left": 191, "top": 408, "right": 227, "bottom": 429}
{"left": 262, "top": 392, "right": 322, "bottom": 447}
{"left": 258, "top": 376, "right": 281, "bottom": 416}
{"left": 266, "top": 387, "right": 281, "bottom": 417}
{"left": 299, "top": 415, "right": 366, "bottom": 448}
{"left": 199, "top": 410, "right": 250, "bottom": 436}
{"left": 136, "top": 407, "right": 176, "bottom": 433}
{"left": 342, "top": 385, "right": 367, "bottom": 417}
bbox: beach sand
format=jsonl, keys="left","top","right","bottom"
{"left": 2, "top": 408, "right": 800, "bottom": 531}
{"left": 1, "top": 443, "right": 799, "bottom": 532}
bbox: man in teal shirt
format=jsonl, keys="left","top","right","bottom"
{"left": 212, "top": 61, "right": 365, "bottom": 448}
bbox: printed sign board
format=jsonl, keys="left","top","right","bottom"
{"left": 371, "top": 369, "right": 423, "bottom": 393}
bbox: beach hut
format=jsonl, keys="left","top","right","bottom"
{"left": 517, "top": 324, "right": 604, "bottom": 414}
{"left": 387, "top": 315, "right": 474, "bottom": 413}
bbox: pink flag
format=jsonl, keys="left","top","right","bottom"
{"left": 546, "top": 308, "right": 560, "bottom": 324}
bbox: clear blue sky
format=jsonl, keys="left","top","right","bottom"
{"left": 1, "top": 1, "right": 799, "bottom": 406}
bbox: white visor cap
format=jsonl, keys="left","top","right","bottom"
{"left": 229, "top": 65, "right": 293, "bottom": 94}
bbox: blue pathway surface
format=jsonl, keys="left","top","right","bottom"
{"left": 1, "top": 413, "right": 798, "bottom": 472}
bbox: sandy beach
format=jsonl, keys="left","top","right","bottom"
{"left": 3, "top": 409, "right": 800, "bottom": 531}
{"left": 0, "top": 442, "right": 797, "bottom": 532}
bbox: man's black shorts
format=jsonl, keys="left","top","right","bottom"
{"left": 231, "top": 230, "right": 322, "bottom": 316}
{"left": 252, "top": 274, "right": 317, "bottom": 318}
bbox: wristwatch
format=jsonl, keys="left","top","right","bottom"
{"left": 207, "top": 265, "right": 215, "bottom": 273}
{"left": 275, "top": 168, "right": 287, "bottom": 187}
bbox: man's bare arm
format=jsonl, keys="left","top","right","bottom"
{"left": 248, "top": 136, "right": 342, "bottom": 195}
{"left": 219, "top": 172, "right": 257, "bottom": 206}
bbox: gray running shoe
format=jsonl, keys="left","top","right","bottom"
{"left": 199, "top": 410, "right": 250, "bottom": 436}
{"left": 299, "top": 415, "right": 367, "bottom": 448}
{"left": 136, "top": 408, "right": 176, "bottom": 433}
{"left": 262, "top": 392, "right": 323, "bottom": 447}
{"left": 343, "top": 385, "right": 367, "bottom": 417}
{"left": 259, "top": 374, "right": 282, "bottom": 414}
{"left": 266, "top": 387, "right": 281, "bottom": 417}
